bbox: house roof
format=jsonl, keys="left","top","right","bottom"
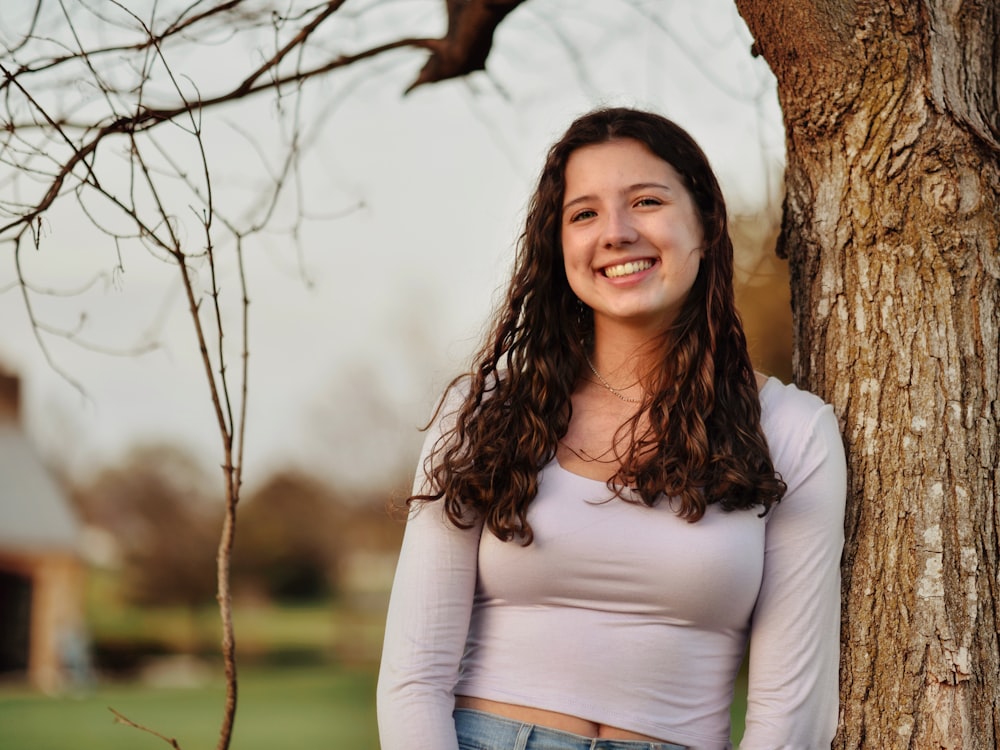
{"left": 0, "top": 423, "right": 81, "bottom": 554}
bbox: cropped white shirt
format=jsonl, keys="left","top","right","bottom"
{"left": 377, "top": 378, "right": 846, "bottom": 749}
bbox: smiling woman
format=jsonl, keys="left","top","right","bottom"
{"left": 376, "top": 107, "right": 846, "bottom": 750}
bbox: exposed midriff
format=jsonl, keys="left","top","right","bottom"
{"left": 454, "top": 696, "right": 673, "bottom": 742}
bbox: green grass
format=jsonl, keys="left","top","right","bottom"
{"left": 0, "top": 664, "right": 378, "bottom": 750}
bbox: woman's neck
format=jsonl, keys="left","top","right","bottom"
{"left": 587, "top": 330, "right": 664, "bottom": 397}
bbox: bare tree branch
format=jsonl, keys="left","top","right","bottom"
{"left": 405, "top": 0, "right": 526, "bottom": 92}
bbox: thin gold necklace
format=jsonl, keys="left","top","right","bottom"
{"left": 584, "top": 354, "right": 642, "bottom": 403}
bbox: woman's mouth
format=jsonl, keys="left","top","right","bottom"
{"left": 603, "top": 259, "right": 654, "bottom": 278}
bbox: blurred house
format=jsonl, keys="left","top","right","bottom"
{"left": 0, "top": 369, "right": 85, "bottom": 691}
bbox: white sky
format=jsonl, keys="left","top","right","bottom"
{"left": 0, "top": 0, "right": 783, "bottom": 491}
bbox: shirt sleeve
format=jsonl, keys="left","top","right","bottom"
{"left": 741, "top": 398, "right": 847, "bottom": 749}
{"left": 376, "top": 388, "right": 483, "bottom": 750}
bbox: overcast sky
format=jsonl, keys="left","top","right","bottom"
{"left": 0, "top": 0, "right": 783, "bottom": 491}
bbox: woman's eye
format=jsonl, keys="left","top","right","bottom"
{"left": 635, "top": 197, "right": 662, "bottom": 207}
{"left": 570, "top": 209, "right": 597, "bottom": 222}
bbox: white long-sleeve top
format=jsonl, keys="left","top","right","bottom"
{"left": 377, "top": 377, "right": 846, "bottom": 749}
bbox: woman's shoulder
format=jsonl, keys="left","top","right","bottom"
{"left": 438, "top": 373, "right": 474, "bottom": 408}
{"left": 757, "top": 375, "right": 842, "bottom": 476}
{"left": 758, "top": 375, "right": 830, "bottom": 422}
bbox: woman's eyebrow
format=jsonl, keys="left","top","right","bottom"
{"left": 562, "top": 193, "right": 597, "bottom": 213}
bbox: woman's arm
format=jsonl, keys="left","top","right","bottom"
{"left": 741, "top": 398, "right": 847, "bottom": 749}
{"left": 376, "top": 390, "right": 483, "bottom": 750}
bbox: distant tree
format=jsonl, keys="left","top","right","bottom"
{"left": 233, "top": 472, "right": 341, "bottom": 603}
{"left": 233, "top": 470, "right": 409, "bottom": 603}
{"left": 74, "top": 445, "right": 219, "bottom": 609}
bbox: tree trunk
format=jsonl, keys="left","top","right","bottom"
{"left": 735, "top": 1, "right": 1000, "bottom": 747}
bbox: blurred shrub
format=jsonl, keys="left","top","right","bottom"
{"left": 73, "top": 445, "right": 220, "bottom": 608}
{"left": 232, "top": 472, "right": 341, "bottom": 603}
{"left": 73, "top": 450, "right": 404, "bottom": 612}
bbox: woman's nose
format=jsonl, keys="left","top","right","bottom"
{"left": 601, "top": 208, "right": 639, "bottom": 247}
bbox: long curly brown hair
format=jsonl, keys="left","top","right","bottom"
{"left": 412, "top": 107, "right": 785, "bottom": 542}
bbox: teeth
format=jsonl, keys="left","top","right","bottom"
{"left": 604, "top": 259, "right": 654, "bottom": 278}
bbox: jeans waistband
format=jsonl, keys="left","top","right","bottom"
{"left": 454, "top": 708, "right": 689, "bottom": 750}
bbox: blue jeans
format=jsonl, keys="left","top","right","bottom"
{"left": 454, "top": 708, "right": 688, "bottom": 750}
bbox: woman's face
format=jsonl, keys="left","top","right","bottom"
{"left": 560, "top": 138, "right": 704, "bottom": 338}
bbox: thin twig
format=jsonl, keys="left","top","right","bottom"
{"left": 109, "top": 707, "right": 183, "bottom": 750}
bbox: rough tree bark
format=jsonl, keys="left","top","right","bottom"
{"left": 735, "top": 1, "right": 1000, "bottom": 747}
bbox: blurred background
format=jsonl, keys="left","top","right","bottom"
{"left": 0, "top": 0, "right": 789, "bottom": 747}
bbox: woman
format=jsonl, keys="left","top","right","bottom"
{"left": 377, "top": 107, "right": 846, "bottom": 750}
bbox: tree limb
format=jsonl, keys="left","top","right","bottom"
{"left": 405, "top": 0, "right": 528, "bottom": 93}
